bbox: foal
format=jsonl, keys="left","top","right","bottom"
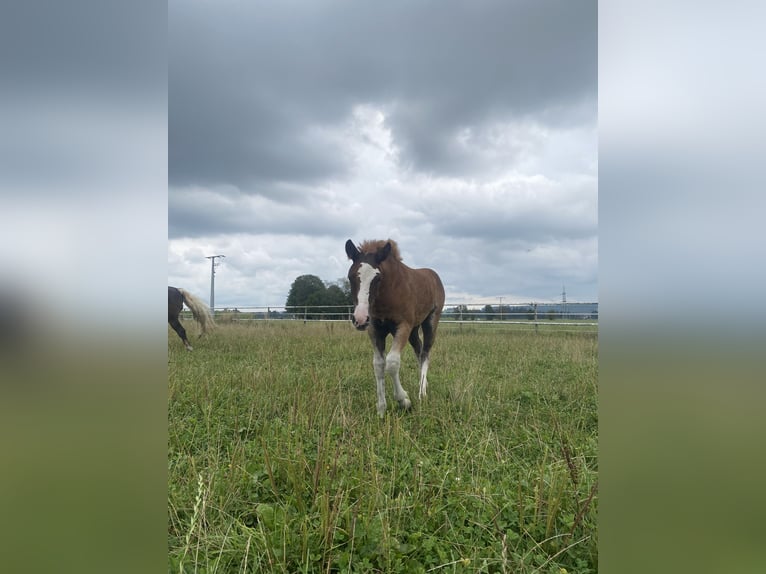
{"left": 345, "top": 239, "right": 445, "bottom": 417}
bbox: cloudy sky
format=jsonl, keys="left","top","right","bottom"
{"left": 168, "top": 0, "right": 597, "bottom": 309}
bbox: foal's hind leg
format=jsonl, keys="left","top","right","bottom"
{"left": 408, "top": 326, "right": 423, "bottom": 362}
{"left": 418, "top": 311, "right": 440, "bottom": 398}
{"left": 408, "top": 326, "right": 425, "bottom": 394}
{"left": 169, "top": 318, "right": 193, "bottom": 351}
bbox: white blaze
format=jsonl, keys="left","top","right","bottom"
{"left": 353, "top": 262, "right": 379, "bottom": 325}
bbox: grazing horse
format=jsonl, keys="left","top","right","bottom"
{"left": 168, "top": 286, "right": 215, "bottom": 351}
{"left": 345, "top": 239, "right": 445, "bottom": 417}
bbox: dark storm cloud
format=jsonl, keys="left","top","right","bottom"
{"left": 1, "top": 1, "right": 165, "bottom": 95}
{"left": 169, "top": 0, "right": 596, "bottom": 189}
{"left": 168, "top": 186, "right": 354, "bottom": 239}
{"left": 169, "top": 1, "right": 597, "bottom": 304}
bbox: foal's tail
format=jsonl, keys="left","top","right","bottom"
{"left": 178, "top": 288, "right": 215, "bottom": 335}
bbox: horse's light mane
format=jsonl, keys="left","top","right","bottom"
{"left": 359, "top": 239, "right": 403, "bottom": 262}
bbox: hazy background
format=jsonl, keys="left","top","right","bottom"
{"left": 0, "top": 1, "right": 167, "bottom": 572}
{"left": 1, "top": 1, "right": 764, "bottom": 572}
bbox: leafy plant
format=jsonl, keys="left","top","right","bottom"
{"left": 168, "top": 322, "right": 598, "bottom": 572}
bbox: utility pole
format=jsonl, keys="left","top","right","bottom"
{"left": 206, "top": 255, "right": 225, "bottom": 313}
{"left": 561, "top": 285, "right": 567, "bottom": 320}
{"left": 498, "top": 297, "right": 504, "bottom": 321}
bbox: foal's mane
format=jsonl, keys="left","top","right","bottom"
{"left": 359, "top": 239, "right": 403, "bottom": 262}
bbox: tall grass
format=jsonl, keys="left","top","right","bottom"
{"left": 168, "top": 322, "right": 597, "bottom": 573}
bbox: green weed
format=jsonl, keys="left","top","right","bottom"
{"left": 169, "top": 322, "right": 597, "bottom": 573}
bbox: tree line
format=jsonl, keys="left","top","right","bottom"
{"left": 446, "top": 304, "right": 597, "bottom": 321}
{"left": 282, "top": 275, "right": 597, "bottom": 322}
{"left": 446, "top": 304, "right": 540, "bottom": 321}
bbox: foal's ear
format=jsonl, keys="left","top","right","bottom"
{"left": 375, "top": 241, "right": 392, "bottom": 264}
{"left": 345, "top": 239, "right": 360, "bottom": 261}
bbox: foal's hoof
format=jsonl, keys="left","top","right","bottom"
{"left": 398, "top": 398, "right": 412, "bottom": 411}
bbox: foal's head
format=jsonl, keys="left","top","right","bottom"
{"left": 345, "top": 239, "right": 396, "bottom": 330}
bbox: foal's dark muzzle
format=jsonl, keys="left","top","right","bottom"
{"left": 352, "top": 316, "right": 369, "bottom": 330}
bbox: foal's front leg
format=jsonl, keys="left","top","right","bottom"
{"left": 369, "top": 329, "right": 388, "bottom": 417}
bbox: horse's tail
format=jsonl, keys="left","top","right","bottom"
{"left": 178, "top": 288, "right": 215, "bottom": 335}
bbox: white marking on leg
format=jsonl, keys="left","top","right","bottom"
{"left": 353, "top": 263, "right": 380, "bottom": 326}
{"left": 373, "top": 348, "right": 387, "bottom": 417}
{"left": 419, "top": 356, "right": 430, "bottom": 399}
{"left": 386, "top": 351, "right": 411, "bottom": 410}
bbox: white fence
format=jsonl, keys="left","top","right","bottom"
{"left": 182, "top": 302, "right": 598, "bottom": 332}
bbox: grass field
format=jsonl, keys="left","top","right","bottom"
{"left": 168, "top": 321, "right": 598, "bottom": 573}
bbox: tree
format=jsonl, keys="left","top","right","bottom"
{"left": 285, "top": 275, "right": 354, "bottom": 320}
{"left": 286, "top": 275, "right": 326, "bottom": 318}
{"left": 324, "top": 284, "right": 351, "bottom": 320}
{"left": 335, "top": 277, "right": 352, "bottom": 302}
{"left": 452, "top": 304, "right": 469, "bottom": 320}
